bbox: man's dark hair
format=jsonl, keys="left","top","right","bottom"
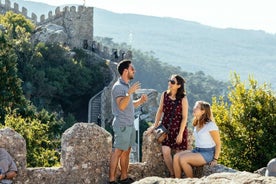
{"left": 117, "top": 59, "right": 131, "bottom": 75}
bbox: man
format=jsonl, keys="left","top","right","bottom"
{"left": 109, "top": 59, "right": 148, "bottom": 184}
{"left": 0, "top": 148, "right": 17, "bottom": 184}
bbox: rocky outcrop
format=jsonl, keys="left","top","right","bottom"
{"left": 134, "top": 172, "right": 276, "bottom": 183}
{"left": 32, "top": 23, "right": 68, "bottom": 45}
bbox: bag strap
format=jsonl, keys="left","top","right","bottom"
{"left": 162, "top": 92, "right": 179, "bottom": 132}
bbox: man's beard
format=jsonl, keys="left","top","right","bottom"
{"left": 128, "top": 74, "right": 134, "bottom": 80}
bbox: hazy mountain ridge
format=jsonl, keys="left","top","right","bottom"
{"left": 93, "top": 8, "right": 276, "bottom": 88}
{"left": 9, "top": 0, "right": 276, "bottom": 89}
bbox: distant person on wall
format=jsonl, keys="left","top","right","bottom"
{"left": 109, "top": 59, "right": 148, "bottom": 184}
{"left": 121, "top": 52, "right": 125, "bottom": 60}
{"left": 92, "top": 43, "right": 96, "bottom": 52}
{"left": 114, "top": 49, "right": 119, "bottom": 60}
{"left": 0, "top": 148, "right": 18, "bottom": 183}
{"left": 146, "top": 74, "right": 189, "bottom": 178}
{"left": 173, "top": 101, "right": 221, "bottom": 178}
{"left": 83, "top": 40, "right": 88, "bottom": 49}
{"left": 97, "top": 114, "right": 101, "bottom": 126}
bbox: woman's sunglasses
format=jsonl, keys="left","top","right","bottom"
{"left": 168, "top": 79, "right": 176, "bottom": 85}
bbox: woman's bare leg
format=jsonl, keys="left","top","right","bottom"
{"left": 173, "top": 150, "right": 191, "bottom": 178}
{"left": 173, "top": 152, "right": 182, "bottom": 178}
{"left": 179, "top": 152, "right": 206, "bottom": 178}
{"left": 162, "top": 146, "right": 174, "bottom": 176}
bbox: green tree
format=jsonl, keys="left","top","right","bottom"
{"left": 0, "top": 11, "right": 34, "bottom": 38}
{"left": 0, "top": 11, "right": 38, "bottom": 123}
{"left": 0, "top": 24, "right": 26, "bottom": 123}
{"left": 212, "top": 73, "right": 276, "bottom": 171}
{"left": 2, "top": 111, "right": 60, "bottom": 167}
{"left": 1, "top": 12, "right": 63, "bottom": 167}
{"left": 0, "top": 11, "right": 35, "bottom": 76}
{"left": 27, "top": 44, "right": 110, "bottom": 121}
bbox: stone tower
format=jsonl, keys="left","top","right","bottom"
{"left": 0, "top": 0, "right": 94, "bottom": 49}
{"left": 40, "top": 6, "right": 94, "bottom": 49}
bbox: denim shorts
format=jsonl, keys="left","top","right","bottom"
{"left": 113, "top": 125, "right": 136, "bottom": 151}
{"left": 192, "top": 147, "right": 215, "bottom": 163}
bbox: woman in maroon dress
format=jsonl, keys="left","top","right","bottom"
{"left": 147, "top": 74, "right": 188, "bottom": 177}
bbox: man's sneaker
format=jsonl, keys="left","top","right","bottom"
{"left": 119, "top": 177, "right": 135, "bottom": 184}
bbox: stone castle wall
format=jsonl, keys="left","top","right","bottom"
{"left": 0, "top": 0, "right": 28, "bottom": 18}
{"left": 0, "top": 0, "right": 134, "bottom": 61}
{"left": 0, "top": 124, "right": 240, "bottom": 184}
{"left": 0, "top": 0, "right": 93, "bottom": 49}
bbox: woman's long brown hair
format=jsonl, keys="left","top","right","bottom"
{"left": 192, "top": 101, "right": 214, "bottom": 128}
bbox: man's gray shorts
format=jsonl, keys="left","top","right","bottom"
{"left": 113, "top": 125, "right": 136, "bottom": 151}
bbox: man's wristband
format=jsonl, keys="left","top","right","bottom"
{"left": 213, "top": 157, "right": 218, "bottom": 161}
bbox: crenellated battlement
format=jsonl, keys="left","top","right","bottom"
{"left": 0, "top": 0, "right": 90, "bottom": 24}
{"left": 0, "top": 0, "right": 29, "bottom": 18}
{"left": 35, "top": 5, "right": 90, "bottom": 25}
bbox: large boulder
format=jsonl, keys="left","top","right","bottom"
{"left": 32, "top": 23, "right": 68, "bottom": 45}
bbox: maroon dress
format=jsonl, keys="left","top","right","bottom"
{"left": 161, "top": 92, "right": 188, "bottom": 150}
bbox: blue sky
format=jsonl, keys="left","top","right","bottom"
{"left": 26, "top": 0, "right": 276, "bottom": 34}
